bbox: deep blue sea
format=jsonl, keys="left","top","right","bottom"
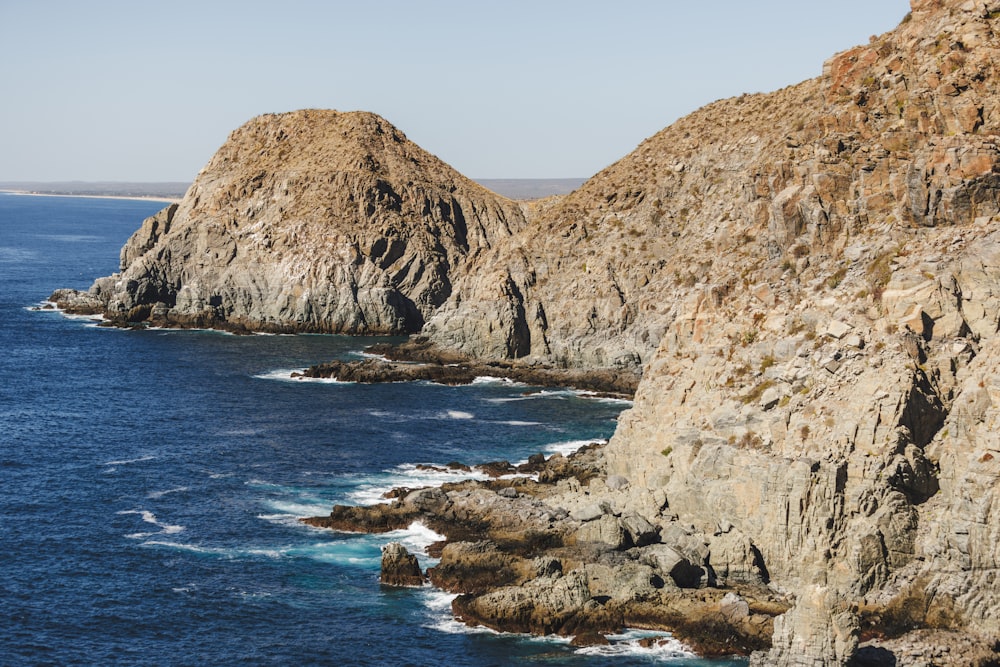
{"left": 0, "top": 194, "right": 743, "bottom": 666}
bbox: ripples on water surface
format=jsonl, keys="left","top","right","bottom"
{"left": 0, "top": 194, "right": 744, "bottom": 665}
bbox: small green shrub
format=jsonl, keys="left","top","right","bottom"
{"left": 827, "top": 267, "right": 848, "bottom": 288}
{"left": 867, "top": 247, "right": 898, "bottom": 296}
{"left": 741, "top": 379, "right": 775, "bottom": 405}
{"left": 791, "top": 244, "right": 810, "bottom": 258}
{"left": 737, "top": 431, "right": 765, "bottom": 450}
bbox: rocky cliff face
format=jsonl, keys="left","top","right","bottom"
{"left": 424, "top": 0, "right": 1000, "bottom": 372}
{"left": 598, "top": 0, "right": 1000, "bottom": 663}
{"left": 52, "top": 0, "right": 1000, "bottom": 663}
{"left": 69, "top": 110, "right": 526, "bottom": 335}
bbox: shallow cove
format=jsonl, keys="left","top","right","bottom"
{"left": 0, "top": 193, "right": 744, "bottom": 665}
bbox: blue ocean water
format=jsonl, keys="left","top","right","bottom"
{"left": 0, "top": 193, "right": 744, "bottom": 666}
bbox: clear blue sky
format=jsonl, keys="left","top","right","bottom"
{"left": 0, "top": 1, "right": 911, "bottom": 182}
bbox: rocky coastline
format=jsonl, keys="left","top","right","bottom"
{"left": 294, "top": 338, "right": 639, "bottom": 397}
{"left": 48, "top": 0, "right": 1000, "bottom": 663}
{"left": 304, "top": 442, "right": 788, "bottom": 657}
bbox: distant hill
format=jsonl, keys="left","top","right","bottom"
{"left": 0, "top": 179, "right": 583, "bottom": 201}
{"left": 0, "top": 181, "right": 190, "bottom": 199}
{"left": 474, "top": 178, "right": 585, "bottom": 199}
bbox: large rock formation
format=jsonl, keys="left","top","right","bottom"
{"left": 380, "top": 542, "right": 426, "bottom": 587}
{"left": 53, "top": 0, "right": 1000, "bottom": 663}
{"left": 598, "top": 0, "right": 1000, "bottom": 663}
{"left": 56, "top": 110, "right": 527, "bottom": 335}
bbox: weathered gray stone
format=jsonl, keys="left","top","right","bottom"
{"left": 606, "top": 474, "right": 630, "bottom": 490}
{"left": 380, "top": 542, "right": 425, "bottom": 587}
{"left": 571, "top": 503, "right": 606, "bottom": 523}
{"left": 824, "top": 320, "right": 853, "bottom": 339}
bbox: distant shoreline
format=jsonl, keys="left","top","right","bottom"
{"left": 0, "top": 190, "right": 180, "bottom": 204}
{"left": 0, "top": 178, "right": 586, "bottom": 203}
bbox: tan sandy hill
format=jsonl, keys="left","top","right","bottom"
{"left": 52, "top": 0, "right": 1000, "bottom": 664}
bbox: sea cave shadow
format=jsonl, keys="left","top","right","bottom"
{"left": 847, "top": 646, "right": 897, "bottom": 666}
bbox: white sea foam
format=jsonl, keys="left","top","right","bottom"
{"left": 150, "top": 326, "right": 236, "bottom": 336}
{"left": 470, "top": 376, "right": 519, "bottom": 386}
{"left": 576, "top": 391, "right": 635, "bottom": 406}
{"left": 419, "top": 591, "right": 569, "bottom": 642}
{"left": 142, "top": 540, "right": 223, "bottom": 555}
{"left": 543, "top": 439, "right": 606, "bottom": 458}
{"left": 26, "top": 300, "right": 57, "bottom": 312}
{"left": 494, "top": 420, "right": 540, "bottom": 427}
{"left": 252, "top": 368, "right": 351, "bottom": 384}
{"left": 246, "top": 478, "right": 281, "bottom": 489}
{"left": 421, "top": 589, "right": 458, "bottom": 612}
{"left": 346, "top": 463, "right": 489, "bottom": 505}
{"left": 215, "top": 427, "right": 257, "bottom": 436}
{"left": 141, "top": 540, "right": 301, "bottom": 561}
{"left": 420, "top": 589, "right": 499, "bottom": 635}
{"left": 482, "top": 389, "right": 573, "bottom": 403}
{"left": 260, "top": 498, "right": 335, "bottom": 518}
{"left": 256, "top": 513, "right": 298, "bottom": 525}
{"left": 103, "top": 455, "right": 156, "bottom": 466}
{"left": 253, "top": 368, "right": 306, "bottom": 382}
{"left": 245, "top": 479, "right": 338, "bottom": 524}
{"left": 44, "top": 305, "right": 109, "bottom": 325}
{"left": 391, "top": 521, "right": 445, "bottom": 556}
{"left": 353, "top": 350, "right": 391, "bottom": 362}
{"left": 1, "top": 247, "right": 39, "bottom": 262}
{"left": 439, "top": 410, "right": 474, "bottom": 420}
{"left": 118, "top": 509, "right": 185, "bottom": 538}
{"left": 146, "top": 486, "right": 189, "bottom": 499}
{"left": 574, "top": 629, "right": 695, "bottom": 659}
{"left": 485, "top": 388, "right": 633, "bottom": 406}
{"left": 148, "top": 532, "right": 412, "bottom": 569}
{"left": 39, "top": 234, "right": 101, "bottom": 243}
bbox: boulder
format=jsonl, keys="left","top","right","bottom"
{"left": 640, "top": 544, "right": 704, "bottom": 589}
{"left": 380, "top": 542, "right": 425, "bottom": 587}
{"left": 574, "top": 512, "right": 659, "bottom": 550}
{"left": 571, "top": 503, "right": 606, "bottom": 522}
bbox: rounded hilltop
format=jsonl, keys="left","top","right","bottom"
{"left": 53, "top": 107, "right": 527, "bottom": 335}
{"left": 202, "top": 109, "right": 493, "bottom": 198}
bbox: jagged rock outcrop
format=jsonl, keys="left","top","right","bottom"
{"left": 596, "top": 1, "right": 1000, "bottom": 664}
{"left": 51, "top": 0, "right": 1000, "bottom": 663}
{"left": 380, "top": 542, "right": 426, "bottom": 587}
{"left": 55, "top": 110, "right": 526, "bottom": 334}
{"left": 423, "top": 0, "right": 1000, "bottom": 372}
{"left": 305, "top": 444, "right": 786, "bottom": 656}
